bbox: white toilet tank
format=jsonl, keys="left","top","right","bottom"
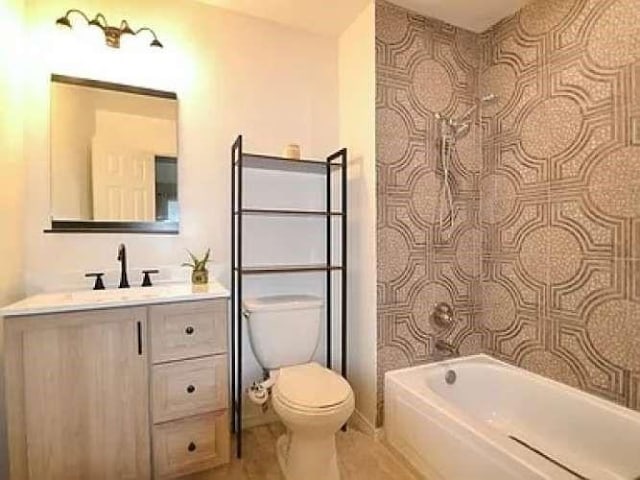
{"left": 243, "top": 295, "right": 323, "bottom": 370}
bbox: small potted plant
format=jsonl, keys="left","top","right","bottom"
{"left": 182, "top": 248, "right": 211, "bottom": 285}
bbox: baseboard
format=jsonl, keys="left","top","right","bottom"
{"left": 379, "top": 429, "right": 428, "bottom": 480}
{"left": 348, "top": 408, "right": 378, "bottom": 437}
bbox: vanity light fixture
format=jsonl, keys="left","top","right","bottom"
{"left": 55, "top": 9, "right": 164, "bottom": 49}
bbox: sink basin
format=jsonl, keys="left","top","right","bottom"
{"left": 70, "top": 286, "right": 173, "bottom": 304}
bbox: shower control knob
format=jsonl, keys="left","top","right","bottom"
{"left": 435, "top": 303, "right": 451, "bottom": 313}
{"left": 432, "top": 302, "right": 454, "bottom": 327}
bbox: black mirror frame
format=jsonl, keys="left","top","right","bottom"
{"left": 47, "top": 74, "right": 179, "bottom": 235}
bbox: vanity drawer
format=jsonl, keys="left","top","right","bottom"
{"left": 152, "top": 355, "right": 228, "bottom": 423}
{"left": 150, "top": 300, "right": 227, "bottom": 363}
{"left": 152, "top": 411, "right": 230, "bottom": 479}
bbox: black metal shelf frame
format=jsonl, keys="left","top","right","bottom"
{"left": 230, "top": 135, "right": 347, "bottom": 459}
{"left": 235, "top": 264, "right": 343, "bottom": 274}
{"left": 234, "top": 208, "right": 343, "bottom": 217}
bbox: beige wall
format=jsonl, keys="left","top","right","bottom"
{"left": 0, "top": 0, "right": 26, "bottom": 308}
{"left": 22, "top": 0, "right": 339, "bottom": 293}
{"left": 94, "top": 111, "right": 176, "bottom": 156}
{"left": 0, "top": 1, "right": 26, "bottom": 475}
{"left": 339, "top": 1, "right": 377, "bottom": 430}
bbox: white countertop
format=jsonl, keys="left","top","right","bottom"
{"left": 1, "top": 281, "right": 230, "bottom": 317}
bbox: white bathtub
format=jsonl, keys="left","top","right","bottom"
{"left": 384, "top": 354, "right": 640, "bottom": 480}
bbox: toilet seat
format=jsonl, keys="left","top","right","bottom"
{"left": 273, "top": 362, "right": 352, "bottom": 413}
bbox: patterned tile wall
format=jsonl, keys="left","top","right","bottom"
{"left": 376, "top": 0, "right": 640, "bottom": 426}
{"left": 376, "top": 1, "right": 485, "bottom": 425}
{"left": 479, "top": 0, "right": 640, "bottom": 412}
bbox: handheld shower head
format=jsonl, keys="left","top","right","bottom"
{"left": 435, "top": 93, "right": 498, "bottom": 234}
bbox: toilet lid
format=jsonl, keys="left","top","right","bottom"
{"left": 275, "top": 362, "right": 352, "bottom": 409}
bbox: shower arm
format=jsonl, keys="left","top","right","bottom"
{"left": 451, "top": 94, "right": 499, "bottom": 125}
{"left": 456, "top": 104, "right": 479, "bottom": 123}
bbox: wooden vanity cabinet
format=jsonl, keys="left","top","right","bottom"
{"left": 3, "top": 299, "right": 230, "bottom": 480}
{"left": 149, "top": 300, "right": 230, "bottom": 479}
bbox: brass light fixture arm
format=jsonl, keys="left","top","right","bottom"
{"left": 134, "top": 27, "right": 164, "bottom": 48}
{"left": 119, "top": 19, "right": 134, "bottom": 34}
{"left": 135, "top": 27, "right": 160, "bottom": 41}
{"left": 55, "top": 9, "right": 163, "bottom": 49}
{"left": 61, "top": 8, "right": 91, "bottom": 23}
{"left": 90, "top": 13, "right": 109, "bottom": 29}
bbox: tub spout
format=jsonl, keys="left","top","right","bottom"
{"left": 435, "top": 340, "right": 459, "bottom": 357}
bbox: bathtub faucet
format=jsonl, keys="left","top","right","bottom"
{"left": 434, "top": 339, "right": 459, "bottom": 357}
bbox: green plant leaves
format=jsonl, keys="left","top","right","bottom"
{"left": 183, "top": 248, "right": 212, "bottom": 271}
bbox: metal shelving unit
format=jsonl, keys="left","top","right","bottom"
{"left": 230, "top": 135, "right": 347, "bottom": 458}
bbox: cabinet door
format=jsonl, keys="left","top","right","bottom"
{"left": 12, "top": 308, "right": 151, "bottom": 480}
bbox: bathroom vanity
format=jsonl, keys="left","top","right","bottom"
{"left": 0, "top": 283, "right": 230, "bottom": 480}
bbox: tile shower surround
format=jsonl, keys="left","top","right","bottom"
{"left": 376, "top": 0, "right": 640, "bottom": 425}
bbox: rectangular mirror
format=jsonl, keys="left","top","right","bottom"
{"left": 48, "top": 74, "right": 179, "bottom": 233}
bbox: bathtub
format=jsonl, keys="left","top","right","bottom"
{"left": 384, "top": 355, "right": 640, "bottom": 480}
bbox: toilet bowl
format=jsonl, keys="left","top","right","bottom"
{"left": 272, "top": 362, "right": 354, "bottom": 480}
{"left": 242, "top": 295, "right": 355, "bottom": 480}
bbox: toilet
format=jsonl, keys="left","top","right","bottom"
{"left": 243, "top": 295, "right": 354, "bottom": 480}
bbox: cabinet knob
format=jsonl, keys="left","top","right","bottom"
{"left": 185, "top": 326, "right": 195, "bottom": 335}
{"left": 188, "top": 442, "right": 197, "bottom": 452}
{"left": 186, "top": 384, "right": 196, "bottom": 394}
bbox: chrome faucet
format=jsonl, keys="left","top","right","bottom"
{"left": 117, "top": 243, "right": 130, "bottom": 288}
{"left": 434, "top": 339, "right": 459, "bottom": 357}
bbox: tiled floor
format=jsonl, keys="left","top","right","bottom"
{"left": 199, "top": 422, "right": 420, "bottom": 480}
